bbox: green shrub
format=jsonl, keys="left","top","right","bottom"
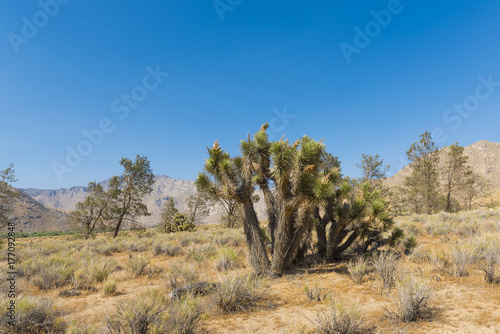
{"left": 165, "top": 213, "right": 196, "bottom": 233}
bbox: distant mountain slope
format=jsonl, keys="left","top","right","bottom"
{"left": 384, "top": 140, "right": 500, "bottom": 195}
{"left": 3, "top": 190, "right": 70, "bottom": 233}
{"left": 23, "top": 175, "right": 203, "bottom": 227}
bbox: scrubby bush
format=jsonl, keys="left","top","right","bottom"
{"left": 211, "top": 275, "right": 264, "bottom": 314}
{"left": 388, "top": 274, "right": 433, "bottom": 322}
{"left": 85, "top": 258, "right": 117, "bottom": 283}
{"left": 128, "top": 253, "right": 151, "bottom": 277}
{"left": 304, "top": 280, "right": 327, "bottom": 301}
{"left": 215, "top": 248, "right": 242, "bottom": 272}
{"left": 373, "top": 251, "right": 399, "bottom": 290}
{"left": 311, "top": 299, "right": 363, "bottom": 334}
{"left": 0, "top": 296, "right": 66, "bottom": 333}
{"left": 32, "top": 265, "right": 74, "bottom": 290}
{"left": 473, "top": 235, "right": 500, "bottom": 284}
{"left": 348, "top": 257, "right": 372, "bottom": 284}
{"left": 103, "top": 279, "right": 118, "bottom": 296}
{"left": 165, "top": 264, "right": 200, "bottom": 291}
{"left": 434, "top": 241, "right": 477, "bottom": 277}
{"left": 106, "top": 289, "right": 203, "bottom": 334}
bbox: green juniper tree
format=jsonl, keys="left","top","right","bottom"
{"left": 69, "top": 181, "right": 111, "bottom": 238}
{"left": 442, "top": 143, "right": 471, "bottom": 212}
{"left": 0, "top": 164, "right": 18, "bottom": 228}
{"left": 185, "top": 191, "right": 210, "bottom": 225}
{"left": 197, "top": 124, "right": 394, "bottom": 276}
{"left": 404, "top": 132, "right": 440, "bottom": 214}
{"left": 158, "top": 197, "right": 178, "bottom": 231}
{"left": 108, "top": 155, "right": 155, "bottom": 238}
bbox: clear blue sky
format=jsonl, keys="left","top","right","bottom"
{"left": 1, "top": 0, "right": 500, "bottom": 189}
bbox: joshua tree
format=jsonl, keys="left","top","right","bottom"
{"left": 197, "top": 124, "right": 393, "bottom": 276}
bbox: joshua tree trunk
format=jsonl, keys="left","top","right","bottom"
{"left": 283, "top": 205, "right": 314, "bottom": 269}
{"left": 262, "top": 187, "right": 277, "bottom": 253}
{"left": 242, "top": 200, "right": 270, "bottom": 274}
{"left": 270, "top": 207, "right": 294, "bottom": 276}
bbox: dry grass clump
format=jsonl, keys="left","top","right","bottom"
{"left": 152, "top": 242, "right": 182, "bottom": 257}
{"left": 425, "top": 221, "right": 453, "bottom": 236}
{"left": 473, "top": 234, "right": 500, "bottom": 283}
{"left": 347, "top": 257, "right": 372, "bottom": 284}
{"left": 32, "top": 265, "right": 74, "bottom": 291}
{"left": 0, "top": 296, "right": 66, "bottom": 333}
{"left": 106, "top": 289, "right": 202, "bottom": 334}
{"left": 310, "top": 299, "right": 363, "bottom": 334}
{"left": 128, "top": 253, "right": 151, "bottom": 277}
{"left": 387, "top": 274, "right": 433, "bottom": 322}
{"left": 434, "top": 241, "right": 477, "bottom": 277}
{"left": 84, "top": 258, "right": 118, "bottom": 283}
{"left": 103, "top": 279, "right": 118, "bottom": 296}
{"left": 187, "top": 243, "right": 217, "bottom": 265}
{"left": 304, "top": 280, "right": 328, "bottom": 302}
{"left": 215, "top": 248, "right": 242, "bottom": 272}
{"left": 372, "top": 251, "right": 399, "bottom": 290}
{"left": 211, "top": 274, "right": 265, "bottom": 314}
{"left": 165, "top": 263, "right": 200, "bottom": 291}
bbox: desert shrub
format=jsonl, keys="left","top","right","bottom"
{"left": 425, "top": 222, "right": 453, "bottom": 236}
{"left": 128, "top": 253, "right": 151, "bottom": 277}
{"left": 106, "top": 289, "right": 203, "bottom": 334}
{"left": 438, "top": 211, "right": 452, "bottom": 223}
{"left": 409, "top": 247, "right": 431, "bottom": 264}
{"left": 85, "top": 258, "right": 117, "bottom": 283}
{"left": 304, "top": 280, "right": 327, "bottom": 301}
{"left": 165, "top": 264, "right": 200, "bottom": 291}
{"left": 311, "top": 299, "right": 363, "bottom": 334}
{"left": 373, "top": 251, "right": 399, "bottom": 290}
{"left": 95, "top": 243, "right": 120, "bottom": 256}
{"left": 153, "top": 243, "right": 182, "bottom": 257}
{"left": 187, "top": 243, "right": 216, "bottom": 265}
{"left": 103, "top": 279, "right": 118, "bottom": 296}
{"left": 0, "top": 296, "right": 66, "bottom": 333}
{"left": 348, "top": 257, "right": 372, "bottom": 284}
{"left": 400, "top": 221, "right": 423, "bottom": 236}
{"left": 473, "top": 235, "right": 500, "bottom": 284}
{"left": 31, "top": 265, "right": 74, "bottom": 290}
{"left": 59, "top": 289, "right": 82, "bottom": 297}
{"left": 434, "top": 241, "right": 477, "bottom": 277}
{"left": 65, "top": 323, "right": 102, "bottom": 334}
{"left": 147, "top": 262, "right": 164, "bottom": 278}
{"left": 159, "top": 296, "right": 203, "bottom": 334}
{"left": 457, "top": 221, "right": 480, "bottom": 237}
{"left": 211, "top": 274, "right": 264, "bottom": 314}
{"left": 388, "top": 274, "right": 433, "bottom": 322}
{"left": 106, "top": 289, "right": 167, "bottom": 334}
{"left": 215, "top": 248, "right": 242, "bottom": 272}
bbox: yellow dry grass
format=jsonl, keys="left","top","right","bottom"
{"left": 7, "top": 209, "right": 500, "bottom": 333}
